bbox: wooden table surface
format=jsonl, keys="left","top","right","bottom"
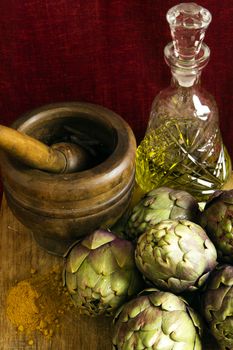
{"left": 2, "top": 175, "right": 233, "bottom": 350}
{"left": 0, "top": 196, "right": 113, "bottom": 350}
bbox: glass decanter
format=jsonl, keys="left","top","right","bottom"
{"left": 136, "top": 2, "right": 231, "bottom": 201}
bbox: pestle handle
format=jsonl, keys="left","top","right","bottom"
{"left": 0, "top": 124, "right": 67, "bottom": 173}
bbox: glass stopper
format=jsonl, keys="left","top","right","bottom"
{"left": 166, "top": 2, "right": 212, "bottom": 60}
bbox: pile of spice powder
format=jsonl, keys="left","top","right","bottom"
{"left": 6, "top": 267, "right": 74, "bottom": 342}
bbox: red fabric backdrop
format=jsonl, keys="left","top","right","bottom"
{"left": 0, "top": 0, "right": 233, "bottom": 196}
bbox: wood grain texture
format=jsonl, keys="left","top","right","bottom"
{"left": 0, "top": 196, "right": 113, "bottom": 350}
{"left": 1, "top": 102, "right": 136, "bottom": 256}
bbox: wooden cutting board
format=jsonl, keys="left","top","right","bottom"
{"left": 2, "top": 174, "right": 233, "bottom": 350}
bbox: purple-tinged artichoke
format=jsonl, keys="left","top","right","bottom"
{"left": 135, "top": 220, "right": 217, "bottom": 293}
{"left": 126, "top": 187, "right": 199, "bottom": 240}
{"left": 200, "top": 190, "right": 233, "bottom": 262}
{"left": 63, "top": 229, "right": 143, "bottom": 316}
{"left": 202, "top": 265, "right": 233, "bottom": 350}
{"left": 112, "top": 289, "right": 203, "bottom": 349}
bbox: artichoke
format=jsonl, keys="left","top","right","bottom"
{"left": 63, "top": 229, "right": 143, "bottom": 316}
{"left": 202, "top": 265, "right": 233, "bottom": 350}
{"left": 126, "top": 187, "right": 199, "bottom": 240}
{"left": 112, "top": 288, "right": 203, "bottom": 350}
{"left": 200, "top": 190, "right": 233, "bottom": 262}
{"left": 135, "top": 220, "right": 217, "bottom": 293}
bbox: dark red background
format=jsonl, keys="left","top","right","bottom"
{"left": 0, "top": 0, "right": 233, "bottom": 197}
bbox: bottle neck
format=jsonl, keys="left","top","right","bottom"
{"left": 171, "top": 70, "right": 201, "bottom": 88}
{"left": 164, "top": 42, "right": 210, "bottom": 88}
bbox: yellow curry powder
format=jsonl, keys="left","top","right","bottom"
{"left": 6, "top": 267, "right": 73, "bottom": 339}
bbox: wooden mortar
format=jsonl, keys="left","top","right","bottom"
{"left": 0, "top": 102, "right": 136, "bottom": 256}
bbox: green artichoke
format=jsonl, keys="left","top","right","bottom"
{"left": 126, "top": 187, "right": 199, "bottom": 240}
{"left": 135, "top": 220, "right": 217, "bottom": 293}
{"left": 202, "top": 265, "right": 233, "bottom": 350}
{"left": 63, "top": 229, "right": 143, "bottom": 316}
{"left": 112, "top": 288, "right": 203, "bottom": 349}
{"left": 200, "top": 190, "right": 233, "bottom": 262}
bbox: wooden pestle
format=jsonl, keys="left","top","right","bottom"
{"left": 0, "top": 124, "right": 90, "bottom": 173}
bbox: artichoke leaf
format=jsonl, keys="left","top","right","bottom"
{"left": 146, "top": 209, "right": 172, "bottom": 223}
{"left": 107, "top": 294, "right": 126, "bottom": 310}
{"left": 111, "top": 270, "right": 131, "bottom": 296}
{"left": 63, "top": 271, "right": 78, "bottom": 294}
{"left": 138, "top": 328, "right": 165, "bottom": 348}
{"left": 76, "top": 260, "right": 100, "bottom": 289}
{"left": 172, "top": 191, "right": 197, "bottom": 209}
{"left": 204, "top": 287, "right": 230, "bottom": 321}
{"left": 94, "top": 275, "right": 112, "bottom": 297}
{"left": 210, "top": 320, "right": 233, "bottom": 347}
{"left": 193, "top": 335, "right": 202, "bottom": 350}
{"left": 196, "top": 271, "right": 210, "bottom": 288}
{"left": 82, "top": 229, "right": 115, "bottom": 250}
{"left": 152, "top": 332, "right": 175, "bottom": 349}
{"left": 65, "top": 244, "right": 90, "bottom": 273}
{"left": 126, "top": 296, "right": 151, "bottom": 320}
{"left": 174, "top": 221, "right": 194, "bottom": 238}
{"left": 186, "top": 307, "right": 203, "bottom": 333}
{"left": 167, "top": 277, "right": 194, "bottom": 293}
{"left": 122, "top": 307, "right": 160, "bottom": 333}
{"left": 123, "top": 333, "right": 145, "bottom": 350}
{"left": 212, "top": 292, "right": 233, "bottom": 322}
{"left": 110, "top": 239, "right": 135, "bottom": 268}
{"left": 161, "top": 311, "right": 196, "bottom": 342}
{"left": 176, "top": 252, "right": 205, "bottom": 279}
{"left": 149, "top": 292, "right": 185, "bottom": 311}
{"left": 88, "top": 245, "right": 117, "bottom": 275}
{"left": 210, "top": 265, "right": 233, "bottom": 289}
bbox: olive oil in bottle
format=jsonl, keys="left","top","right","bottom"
{"left": 136, "top": 3, "right": 231, "bottom": 201}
